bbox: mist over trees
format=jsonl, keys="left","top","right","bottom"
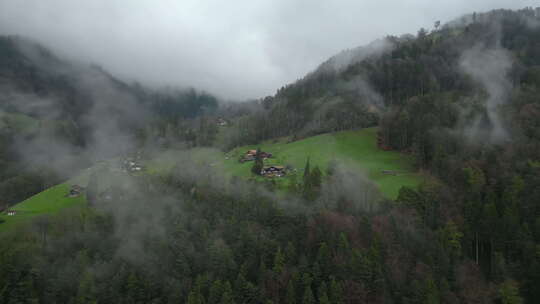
{"left": 0, "top": 36, "right": 220, "bottom": 210}
{"left": 0, "top": 6, "right": 540, "bottom": 304}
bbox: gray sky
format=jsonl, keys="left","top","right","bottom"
{"left": 0, "top": 0, "right": 535, "bottom": 99}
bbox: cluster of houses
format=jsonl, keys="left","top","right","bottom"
{"left": 239, "top": 149, "right": 273, "bottom": 163}
{"left": 238, "top": 149, "right": 288, "bottom": 177}
{"left": 120, "top": 154, "right": 144, "bottom": 173}
{"left": 5, "top": 209, "right": 16, "bottom": 216}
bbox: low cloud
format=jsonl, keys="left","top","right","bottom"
{"left": 0, "top": 0, "right": 531, "bottom": 99}
{"left": 459, "top": 44, "right": 513, "bottom": 143}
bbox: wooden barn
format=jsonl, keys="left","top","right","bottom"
{"left": 261, "top": 165, "right": 286, "bottom": 177}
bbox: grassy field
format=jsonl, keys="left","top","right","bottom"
{"left": 0, "top": 182, "right": 87, "bottom": 232}
{"left": 0, "top": 167, "right": 98, "bottom": 233}
{"left": 0, "top": 111, "right": 39, "bottom": 134}
{"left": 0, "top": 127, "right": 423, "bottom": 232}
{"left": 223, "top": 128, "right": 423, "bottom": 198}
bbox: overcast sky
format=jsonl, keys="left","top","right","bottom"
{"left": 0, "top": 0, "right": 535, "bottom": 99}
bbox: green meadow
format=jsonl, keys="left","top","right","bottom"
{"left": 223, "top": 128, "right": 424, "bottom": 198}
{"left": 0, "top": 182, "right": 86, "bottom": 232}
{"left": 1, "top": 127, "right": 423, "bottom": 232}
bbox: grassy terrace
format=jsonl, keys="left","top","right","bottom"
{"left": 0, "top": 182, "right": 86, "bottom": 232}
{"left": 223, "top": 127, "right": 423, "bottom": 199}
{"left": 1, "top": 127, "right": 424, "bottom": 232}
{"left": 0, "top": 169, "right": 95, "bottom": 233}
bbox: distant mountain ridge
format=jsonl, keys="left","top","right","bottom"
{"left": 0, "top": 35, "right": 220, "bottom": 209}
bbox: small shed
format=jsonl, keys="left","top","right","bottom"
{"left": 217, "top": 118, "right": 228, "bottom": 126}
{"left": 68, "top": 185, "right": 85, "bottom": 197}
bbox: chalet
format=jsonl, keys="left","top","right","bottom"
{"left": 240, "top": 150, "right": 273, "bottom": 162}
{"left": 217, "top": 118, "right": 228, "bottom": 126}
{"left": 6, "top": 210, "right": 16, "bottom": 216}
{"left": 261, "top": 165, "right": 286, "bottom": 177}
{"left": 121, "top": 156, "right": 144, "bottom": 173}
{"left": 68, "top": 185, "right": 85, "bottom": 197}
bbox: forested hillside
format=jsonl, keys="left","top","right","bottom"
{"left": 217, "top": 8, "right": 540, "bottom": 302}
{"left": 0, "top": 36, "right": 220, "bottom": 210}
{"left": 1, "top": 7, "right": 540, "bottom": 304}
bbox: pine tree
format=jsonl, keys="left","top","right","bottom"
{"left": 286, "top": 280, "right": 296, "bottom": 304}
{"left": 285, "top": 242, "right": 297, "bottom": 265}
{"left": 310, "top": 166, "right": 322, "bottom": 191}
{"left": 208, "top": 280, "right": 223, "bottom": 304}
{"left": 187, "top": 290, "right": 204, "bottom": 304}
{"left": 302, "top": 157, "right": 313, "bottom": 200}
{"left": 86, "top": 171, "right": 98, "bottom": 207}
{"left": 302, "top": 157, "right": 311, "bottom": 192}
{"left": 317, "top": 242, "right": 331, "bottom": 278}
{"left": 302, "top": 285, "right": 315, "bottom": 304}
{"left": 317, "top": 281, "right": 330, "bottom": 304}
{"left": 303, "top": 157, "right": 311, "bottom": 185}
{"left": 76, "top": 271, "right": 96, "bottom": 304}
{"left": 251, "top": 148, "right": 264, "bottom": 175}
{"left": 498, "top": 280, "right": 523, "bottom": 304}
{"left": 220, "top": 282, "right": 236, "bottom": 304}
{"left": 329, "top": 277, "right": 344, "bottom": 304}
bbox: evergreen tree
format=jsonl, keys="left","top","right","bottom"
{"left": 302, "top": 285, "right": 315, "bottom": 304}
{"left": 251, "top": 148, "right": 264, "bottom": 175}
{"left": 220, "top": 282, "right": 235, "bottom": 304}
{"left": 329, "top": 277, "right": 344, "bottom": 304}
{"left": 285, "top": 242, "right": 297, "bottom": 265}
{"left": 86, "top": 171, "right": 98, "bottom": 207}
{"left": 273, "top": 247, "right": 285, "bottom": 274}
{"left": 286, "top": 280, "right": 296, "bottom": 304}
{"left": 303, "top": 157, "right": 311, "bottom": 186}
{"left": 76, "top": 271, "right": 96, "bottom": 304}
{"left": 498, "top": 280, "right": 523, "bottom": 304}
{"left": 310, "top": 166, "right": 322, "bottom": 191}
{"left": 208, "top": 280, "right": 223, "bottom": 304}
{"left": 317, "top": 282, "right": 330, "bottom": 304}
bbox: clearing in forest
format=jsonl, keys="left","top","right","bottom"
{"left": 223, "top": 127, "right": 424, "bottom": 199}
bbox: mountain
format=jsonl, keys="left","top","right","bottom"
{"left": 1, "top": 7, "right": 540, "bottom": 304}
{"left": 0, "top": 36, "right": 220, "bottom": 210}
{"left": 217, "top": 8, "right": 540, "bottom": 302}
{"left": 222, "top": 8, "right": 540, "bottom": 149}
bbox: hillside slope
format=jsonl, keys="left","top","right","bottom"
{"left": 224, "top": 128, "right": 423, "bottom": 198}
{"left": 0, "top": 182, "right": 86, "bottom": 232}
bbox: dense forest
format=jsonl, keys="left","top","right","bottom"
{"left": 1, "top": 7, "right": 540, "bottom": 304}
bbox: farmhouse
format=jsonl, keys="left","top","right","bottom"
{"left": 121, "top": 156, "right": 144, "bottom": 173}
{"left": 240, "top": 150, "right": 273, "bottom": 163}
{"left": 68, "top": 185, "right": 85, "bottom": 197}
{"left": 261, "top": 165, "right": 286, "bottom": 177}
{"left": 217, "top": 117, "right": 228, "bottom": 126}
